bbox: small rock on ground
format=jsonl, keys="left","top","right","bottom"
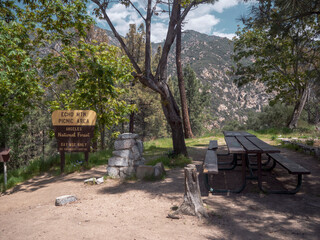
{"left": 55, "top": 195, "right": 77, "bottom": 206}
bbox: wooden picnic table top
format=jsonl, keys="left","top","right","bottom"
{"left": 224, "top": 136, "right": 246, "bottom": 154}
{"left": 223, "top": 131, "right": 280, "bottom": 154}
{"left": 223, "top": 131, "right": 255, "bottom": 137}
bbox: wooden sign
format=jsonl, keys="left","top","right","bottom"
{"left": 52, "top": 110, "right": 97, "bottom": 172}
{"left": 52, "top": 110, "right": 97, "bottom": 126}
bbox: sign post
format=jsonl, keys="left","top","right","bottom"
{"left": 0, "top": 148, "right": 11, "bottom": 187}
{"left": 52, "top": 110, "right": 97, "bottom": 172}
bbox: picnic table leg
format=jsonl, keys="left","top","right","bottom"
{"left": 257, "top": 153, "right": 262, "bottom": 191}
{"left": 209, "top": 153, "right": 247, "bottom": 194}
{"left": 218, "top": 153, "right": 238, "bottom": 170}
{"left": 243, "top": 154, "right": 276, "bottom": 172}
{"left": 257, "top": 154, "right": 302, "bottom": 194}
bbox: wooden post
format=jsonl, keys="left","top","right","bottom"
{"left": 168, "top": 164, "right": 208, "bottom": 219}
{"left": 84, "top": 151, "right": 89, "bottom": 164}
{"left": 3, "top": 162, "right": 7, "bottom": 187}
{"left": 60, "top": 151, "right": 65, "bottom": 172}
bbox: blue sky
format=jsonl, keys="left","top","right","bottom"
{"left": 88, "top": 0, "right": 257, "bottom": 43}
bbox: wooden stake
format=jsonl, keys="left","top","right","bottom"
{"left": 4, "top": 162, "right": 7, "bottom": 187}
{"left": 60, "top": 151, "right": 65, "bottom": 172}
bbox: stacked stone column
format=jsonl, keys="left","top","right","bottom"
{"left": 107, "top": 133, "right": 145, "bottom": 179}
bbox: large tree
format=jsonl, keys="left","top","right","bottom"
{"left": 176, "top": 3, "right": 194, "bottom": 139}
{"left": 90, "top": 0, "right": 211, "bottom": 156}
{"left": 233, "top": 2, "right": 320, "bottom": 128}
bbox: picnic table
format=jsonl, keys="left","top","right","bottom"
{"left": 203, "top": 131, "right": 310, "bottom": 194}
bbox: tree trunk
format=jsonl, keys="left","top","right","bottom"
{"left": 129, "top": 111, "right": 135, "bottom": 133}
{"left": 100, "top": 124, "right": 105, "bottom": 150}
{"left": 168, "top": 164, "right": 208, "bottom": 219}
{"left": 176, "top": 4, "right": 194, "bottom": 139}
{"left": 160, "top": 85, "right": 188, "bottom": 156}
{"left": 288, "top": 86, "right": 309, "bottom": 129}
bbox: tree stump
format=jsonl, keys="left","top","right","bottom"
{"left": 168, "top": 164, "right": 208, "bottom": 219}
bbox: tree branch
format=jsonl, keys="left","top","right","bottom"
{"left": 91, "top": 0, "right": 142, "bottom": 74}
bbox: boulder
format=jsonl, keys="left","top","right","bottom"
{"left": 119, "top": 167, "right": 135, "bottom": 179}
{"left": 112, "top": 150, "right": 131, "bottom": 159}
{"left": 131, "top": 145, "right": 141, "bottom": 161}
{"left": 154, "top": 162, "right": 166, "bottom": 179}
{"left": 108, "top": 157, "right": 129, "bottom": 167}
{"left": 136, "top": 165, "right": 154, "bottom": 179}
{"left": 118, "top": 133, "right": 139, "bottom": 140}
{"left": 55, "top": 195, "right": 77, "bottom": 206}
{"left": 107, "top": 166, "right": 120, "bottom": 178}
{"left": 114, "top": 139, "right": 135, "bottom": 150}
{"left": 133, "top": 157, "right": 145, "bottom": 167}
{"left": 136, "top": 140, "right": 144, "bottom": 155}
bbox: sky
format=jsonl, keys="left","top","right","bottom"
{"left": 88, "top": 0, "right": 257, "bottom": 43}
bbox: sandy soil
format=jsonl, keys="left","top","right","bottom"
{"left": 0, "top": 146, "right": 319, "bottom": 240}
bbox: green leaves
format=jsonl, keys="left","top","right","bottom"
{"left": 40, "top": 40, "right": 134, "bottom": 132}
{"left": 0, "top": 20, "right": 44, "bottom": 147}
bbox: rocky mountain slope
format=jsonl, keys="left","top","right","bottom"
{"left": 107, "top": 29, "right": 272, "bottom": 128}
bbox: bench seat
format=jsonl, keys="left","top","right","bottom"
{"left": 263, "top": 153, "right": 311, "bottom": 194}
{"left": 203, "top": 140, "right": 218, "bottom": 174}
{"left": 267, "top": 153, "right": 310, "bottom": 175}
{"left": 203, "top": 150, "right": 218, "bottom": 174}
{"left": 208, "top": 140, "right": 218, "bottom": 150}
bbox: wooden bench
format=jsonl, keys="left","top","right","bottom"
{"left": 203, "top": 141, "right": 218, "bottom": 193}
{"left": 203, "top": 140, "right": 218, "bottom": 174}
{"left": 266, "top": 153, "right": 311, "bottom": 194}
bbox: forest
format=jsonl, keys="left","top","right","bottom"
{"left": 1, "top": 0, "right": 319, "bottom": 190}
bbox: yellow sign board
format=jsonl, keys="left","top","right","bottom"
{"left": 52, "top": 110, "right": 97, "bottom": 126}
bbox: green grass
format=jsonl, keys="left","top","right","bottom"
{"left": 146, "top": 154, "right": 192, "bottom": 169}
{"left": 0, "top": 149, "right": 112, "bottom": 192}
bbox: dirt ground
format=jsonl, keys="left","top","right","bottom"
{"left": 0, "top": 145, "right": 319, "bottom": 240}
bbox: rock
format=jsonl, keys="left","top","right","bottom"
{"left": 112, "top": 150, "right": 131, "bottom": 159}
{"left": 118, "top": 133, "right": 139, "bottom": 140}
{"left": 55, "top": 195, "right": 77, "bottom": 206}
{"left": 119, "top": 167, "right": 135, "bottom": 178}
{"left": 136, "top": 140, "right": 144, "bottom": 154}
{"left": 114, "top": 139, "right": 135, "bottom": 150}
{"left": 108, "top": 157, "right": 129, "bottom": 167}
{"left": 154, "top": 162, "right": 166, "bottom": 179}
{"left": 131, "top": 145, "right": 141, "bottom": 161}
{"left": 136, "top": 165, "right": 154, "bottom": 179}
{"left": 96, "top": 177, "right": 104, "bottom": 185}
{"left": 133, "top": 157, "right": 145, "bottom": 167}
{"left": 84, "top": 178, "right": 96, "bottom": 185}
{"left": 107, "top": 166, "right": 120, "bottom": 178}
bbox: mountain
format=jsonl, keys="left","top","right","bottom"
{"left": 107, "top": 29, "right": 272, "bottom": 128}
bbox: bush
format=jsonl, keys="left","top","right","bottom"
{"left": 146, "top": 154, "right": 192, "bottom": 169}
{"left": 246, "top": 103, "right": 294, "bottom": 130}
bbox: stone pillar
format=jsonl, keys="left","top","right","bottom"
{"left": 107, "top": 133, "right": 145, "bottom": 179}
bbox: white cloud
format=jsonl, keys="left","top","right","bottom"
{"left": 212, "top": 32, "right": 236, "bottom": 40}
{"left": 184, "top": 5, "right": 220, "bottom": 34}
{"left": 212, "top": 0, "right": 239, "bottom": 13}
{"left": 106, "top": 4, "right": 143, "bottom": 36}
{"left": 88, "top": 3, "right": 144, "bottom": 36}
{"left": 151, "top": 22, "right": 168, "bottom": 43}
{"left": 184, "top": 15, "right": 220, "bottom": 35}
